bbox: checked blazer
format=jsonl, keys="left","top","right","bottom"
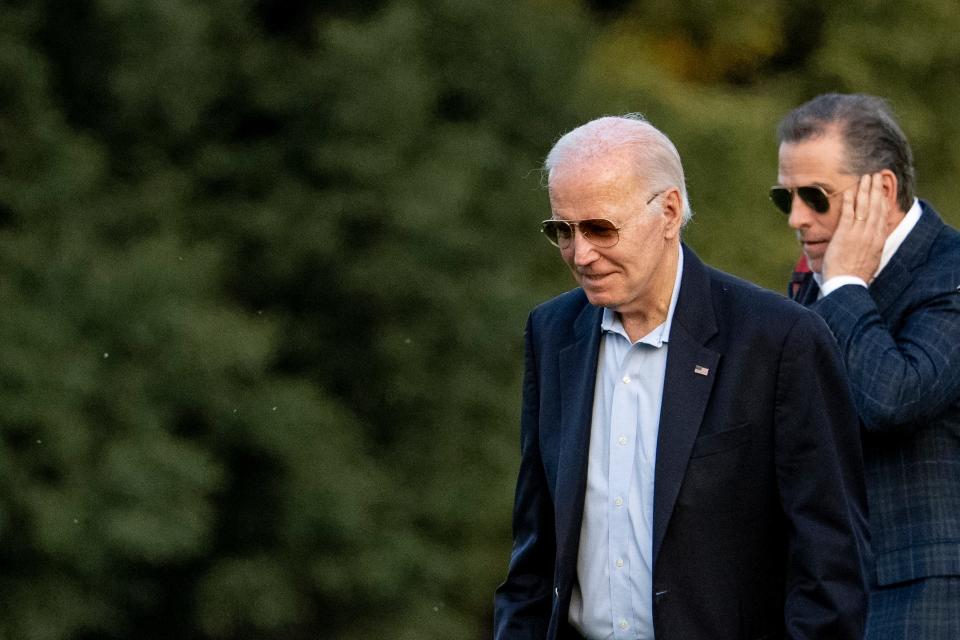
{"left": 791, "top": 201, "right": 960, "bottom": 590}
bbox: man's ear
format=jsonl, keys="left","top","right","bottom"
{"left": 879, "top": 169, "right": 904, "bottom": 228}
{"left": 880, "top": 169, "right": 899, "bottom": 208}
{"left": 662, "top": 188, "right": 684, "bottom": 239}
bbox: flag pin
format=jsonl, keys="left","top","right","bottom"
{"left": 694, "top": 365, "right": 709, "bottom": 376}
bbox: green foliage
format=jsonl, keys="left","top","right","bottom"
{"left": 1, "top": 0, "right": 959, "bottom": 638}
{"left": 0, "top": 0, "right": 587, "bottom": 638}
{"left": 570, "top": 0, "right": 960, "bottom": 288}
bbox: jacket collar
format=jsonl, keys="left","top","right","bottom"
{"left": 868, "top": 201, "right": 944, "bottom": 313}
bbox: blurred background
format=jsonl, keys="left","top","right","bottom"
{"left": 2, "top": 0, "right": 959, "bottom": 638}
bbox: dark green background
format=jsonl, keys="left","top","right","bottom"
{"left": 2, "top": 1, "right": 958, "bottom": 638}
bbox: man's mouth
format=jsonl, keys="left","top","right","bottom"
{"left": 580, "top": 272, "right": 611, "bottom": 284}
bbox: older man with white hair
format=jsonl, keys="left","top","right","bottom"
{"left": 494, "top": 114, "right": 870, "bottom": 639}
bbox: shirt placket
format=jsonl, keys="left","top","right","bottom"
{"left": 608, "top": 343, "right": 640, "bottom": 638}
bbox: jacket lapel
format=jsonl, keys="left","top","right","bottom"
{"left": 868, "top": 202, "right": 943, "bottom": 314}
{"left": 652, "top": 245, "right": 720, "bottom": 565}
{"left": 554, "top": 301, "right": 602, "bottom": 588}
{"left": 793, "top": 272, "right": 819, "bottom": 305}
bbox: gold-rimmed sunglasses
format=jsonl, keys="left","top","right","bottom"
{"left": 768, "top": 179, "right": 859, "bottom": 215}
{"left": 541, "top": 191, "right": 663, "bottom": 248}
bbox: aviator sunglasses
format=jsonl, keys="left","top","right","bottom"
{"left": 768, "top": 180, "right": 858, "bottom": 215}
{"left": 541, "top": 191, "right": 663, "bottom": 248}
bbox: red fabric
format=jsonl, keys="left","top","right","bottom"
{"left": 789, "top": 253, "right": 810, "bottom": 300}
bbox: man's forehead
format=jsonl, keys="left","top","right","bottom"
{"left": 549, "top": 154, "right": 644, "bottom": 190}
{"left": 778, "top": 129, "right": 847, "bottom": 161}
{"left": 548, "top": 175, "right": 642, "bottom": 209}
{"left": 777, "top": 133, "right": 849, "bottom": 182}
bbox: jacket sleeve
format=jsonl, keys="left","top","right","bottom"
{"left": 775, "top": 311, "right": 870, "bottom": 640}
{"left": 812, "top": 280, "right": 960, "bottom": 432}
{"left": 493, "top": 315, "right": 555, "bottom": 639}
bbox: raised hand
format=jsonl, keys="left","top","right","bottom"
{"left": 822, "top": 173, "right": 889, "bottom": 283}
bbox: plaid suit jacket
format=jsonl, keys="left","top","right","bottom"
{"left": 792, "top": 201, "right": 960, "bottom": 587}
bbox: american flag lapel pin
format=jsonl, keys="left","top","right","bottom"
{"left": 694, "top": 365, "right": 710, "bottom": 376}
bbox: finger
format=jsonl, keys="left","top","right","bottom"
{"left": 854, "top": 174, "right": 871, "bottom": 221}
{"left": 868, "top": 172, "right": 887, "bottom": 235}
{"left": 838, "top": 184, "right": 856, "bottom": 230}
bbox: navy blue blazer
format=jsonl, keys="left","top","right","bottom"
{"left": 495, "top": 244, "right": 870, "bottom": 640}
{"left": 792, "top": 202, "right": 960, "bottom": 589}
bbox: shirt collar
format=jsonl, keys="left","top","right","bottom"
{"left": 878, "top": 197, "right": 922, "bottom": 275}
{"left": 602, "top": 243, "right": 684, "bottom": 347}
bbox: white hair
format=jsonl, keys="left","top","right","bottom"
{"left": 544, "top": 113, "right": 693, "bottom": 225}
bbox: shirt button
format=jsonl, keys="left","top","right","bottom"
{"left": 617, "top": 436, "right": 628, "bottom": 446}
{"left": 622, "top": 375, "right": 631, "bottom": 384}
{"left": 614, "top": 496, "right": 623, "bottom": 507}
{"left": 616, "top": 558, "right": 624, "bottom": 568}
{"left": 619, "top": 619, "right": 629, "bottom": 630}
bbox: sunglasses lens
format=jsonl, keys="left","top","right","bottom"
{"left": 769, "top": 187, "right": 792, "bottom": 214}
{"left": 797, "top": 186, "right": 830, "bottom": 213}
{"left": 541, "top": 219, "right": 621, "bottom": 248}
{"left": 580, "top": 219, "right": 619, "bottom": 247}
{"left": 541, "top": 220, "right": 572, "bottom": 246}
{"left": 769, "top": 186, "right": 832, "bottom": 214}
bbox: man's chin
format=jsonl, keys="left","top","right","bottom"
{"left": 583, "top": 290, "right": 615, "bottom": 308}
{"left": 799, "top": 249, "right": 824, "bottom": 275}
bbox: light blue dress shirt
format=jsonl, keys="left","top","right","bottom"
{"left": 568, "top": 246, "right": 683, "bottom": 640}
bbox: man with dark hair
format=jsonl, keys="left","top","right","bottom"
{"left": 494, "top": 114, "right": 870, "bottom": 639}
{"left": 774, "top": 92, "right": 960, "bottom": 638}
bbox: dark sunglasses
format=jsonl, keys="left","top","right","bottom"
{"left": 541, "top": 191, "right": 663, "bottom": 248}
{"left": 768, "top": 182, "right": 853, "bottom": 215}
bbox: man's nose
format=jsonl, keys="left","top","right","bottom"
{"left": 571, "top": 228, "right": 597, "bottom": 265}
{"left": 787, "top": 194, "right": 816, "bottom": 230}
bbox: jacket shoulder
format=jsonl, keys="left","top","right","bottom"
{"left": 529, "top": 288, "right": 591, "bottom": 327}
{"left": 709, "top": 267, "right": 805, "bottom": 316}
{"left": 707, "top": 267, "right": 830, "bottom": 340}
{"left": 910, "top": 209, "right": 960, "bottom": 289}
{"left": 928, "top": 214, "right": 960, "bottom": 266}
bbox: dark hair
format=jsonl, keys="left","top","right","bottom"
{"left": 776, "top": 93, "right": 915, "bottom": 211}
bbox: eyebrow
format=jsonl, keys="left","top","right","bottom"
{"left": 774, "top": 181, "right": 832, "bottom": 189}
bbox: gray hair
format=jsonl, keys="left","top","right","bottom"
{"left": 776, "top": 93, "right": 915, "bottom": 211}
{"left": 544, "top": 114, "right": 693, "bottom": 225}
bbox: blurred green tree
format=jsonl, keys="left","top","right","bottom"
{"left": 2, "top": 0, "right": 960, "bottom": 638}
{"left": 0, "top": 0, "right": 589, "bottom": 638}
{"left": 569, "top": 0, "right": 960, "bottom": 289}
